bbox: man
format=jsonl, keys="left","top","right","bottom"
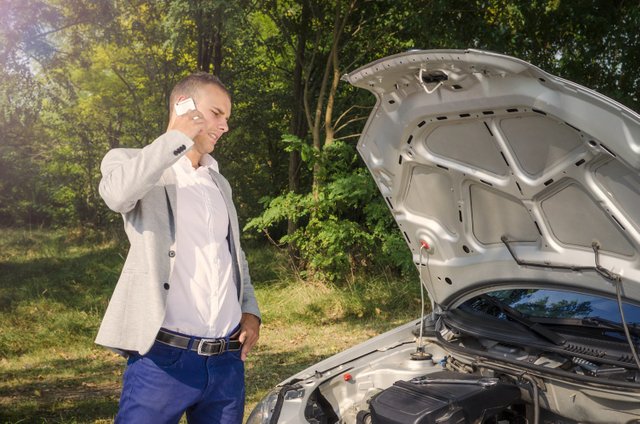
{"left": 97, "top": 72, "right": 261, "bottom": 423}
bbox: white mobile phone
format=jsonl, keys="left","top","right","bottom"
{"left": 175, "top": 98, "right": 196, "bottom": 116}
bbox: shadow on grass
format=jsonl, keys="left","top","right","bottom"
{"left": 244, "top": 245, "right": 293, "bottom": 288}
{"left": 0, "top": 356, "right": 122, "bottom": 423}
{"left": 0, "top": 247, "right": 123, "bottom": 314}
{"left": 0, "top": 397, "right": 118, "bottom": 423}
{"left": 0, "top": 245, "right": 127, "bottom": 359}
{"left": 244, "top": 345, "right": 336, "bottom": 417}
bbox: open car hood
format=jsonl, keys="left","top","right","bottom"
{"left": 344, "top": 49, "right": 640, "bottom": 307}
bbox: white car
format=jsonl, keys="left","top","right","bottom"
{"left": 248, "top": 49, "right": 640, "bottom": 424}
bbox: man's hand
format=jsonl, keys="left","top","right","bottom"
{"left": 167, "top": 108, "right": 205, "bottom": 140}
{"left": 238, "top": 313, "right": 260, "bottom": 361}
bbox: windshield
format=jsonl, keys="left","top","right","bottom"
{"left": 462, "top": 289, "right": 640, "bottom": 326}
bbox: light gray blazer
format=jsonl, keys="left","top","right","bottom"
{"left": 96, "top": 130, "right": 260, "bottom": 355}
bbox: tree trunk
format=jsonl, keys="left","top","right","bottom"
{"left": 309, "top": 0, "right": 357, "bottom": 197}
{"left": 287, "top": 0, "right": 311, "bottom": 246}
{"left": 195, "top": 3, "right": 223, "bottom": 74}
{"left": 324, "top": 42, "right": 341, "bottom": 148}
{"left": 212, "top": 19, "right": 223, "bottom": 76}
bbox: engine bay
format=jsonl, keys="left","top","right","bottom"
{"left": 299, "top": 314, "right": 640, "bottom": 424}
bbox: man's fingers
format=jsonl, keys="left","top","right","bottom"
{"left": 240, "top": 334, "right": 252, "bottom": 361}
{"left": 241, "top": 345, "right": 249, "bottom": 361}
{"left": 238, "top": 313, "right": 261, "bottom": 361}
{"left": 168, "top": 110, "right": 205, "bottom": 139}
{"left": 238, "top": 330, "right": 258, "bottom": 361}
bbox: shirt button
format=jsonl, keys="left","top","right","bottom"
{"left": 163, "top": 283, "right": 170, "bottom": 290}
{"left": 168, "top": 250, "right": 176, "bottom": 257}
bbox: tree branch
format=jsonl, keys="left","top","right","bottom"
{"left": 333, "top": 104, "right": 371, "bottom": 127}
{"left": 334, "top": 116, "right": 368, "bottom": 135}
{"left": 333, "top": 133, "right": 362, "bottom": 141}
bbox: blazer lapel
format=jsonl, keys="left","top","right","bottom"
{"left": 207, "top": 168, "right": 243, "bottom": 298}
{"left": 207, "top": 169, "right": 239, "bottom": 244}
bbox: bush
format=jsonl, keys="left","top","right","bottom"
{"left": 245, "top": 136, "right": 414, "bottom": 283}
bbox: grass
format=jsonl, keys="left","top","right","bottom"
{"left": 0, "top": 228, "right": 421, "bottom": 423}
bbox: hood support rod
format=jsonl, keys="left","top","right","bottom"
{"left": 500, "top": 236, "right": 621, "bottom": 282}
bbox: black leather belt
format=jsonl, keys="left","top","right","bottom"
{"left": 156, "top": 329, "right": 242, "bottom": 356}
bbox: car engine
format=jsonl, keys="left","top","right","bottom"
{"left": 363, "top": 370, "right": 522, "bottom": 424}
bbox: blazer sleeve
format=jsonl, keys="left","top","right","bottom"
{"left": 239, "top": 248, "right": 262, "bottom": 320}
{"left": 99, "top": 130, "right": 193, "bottom": 214}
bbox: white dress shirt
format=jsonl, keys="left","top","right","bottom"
{"left": 162, "top": 155, "right": 242, "bottom": 338}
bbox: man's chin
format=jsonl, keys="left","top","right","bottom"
{"left": 194, "top": 139, "right": 216, "bottom": 154}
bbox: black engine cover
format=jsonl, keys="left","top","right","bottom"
{"left": 368, "top": 371, "right": 521, "bottom": 424}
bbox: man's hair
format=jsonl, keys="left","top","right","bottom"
{"left": 170, "top": 72, "right": 230, "bottom": 106}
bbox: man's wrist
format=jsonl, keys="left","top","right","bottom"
{"left": 241, "top": 312, "right": 261, "bottom": 326}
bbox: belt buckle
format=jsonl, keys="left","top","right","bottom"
{"left": 197, "top": 338, "right": 225, "bottom": 356}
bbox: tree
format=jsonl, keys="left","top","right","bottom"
{"left": 245, "top": 0, "right": 422, "bottom": 279}
{"left": 2, "top": 0, "right": 640, "bottom": 283}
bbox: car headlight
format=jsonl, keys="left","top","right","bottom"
{"left": 246, "top": 387, "right": 282, "bottom": 424}
{"left": 247, "top": 384, "right": 306, "bottom": 424}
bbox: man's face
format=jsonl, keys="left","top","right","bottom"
{"left": 191, "top": 84, "right": 232, "bottom": 155}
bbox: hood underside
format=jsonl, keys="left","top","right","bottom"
{"left": 345, "top": 49, "right": 640, "bottom": 306}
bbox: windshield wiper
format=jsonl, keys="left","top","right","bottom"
{"left": 526, "top": 316, "right": 640, "bottom": 338}
{"left": 479, "top": 294, "right": 566, "bottom": 346}
{"left": 583, "top": 316, "right": 640, "bottom": 336}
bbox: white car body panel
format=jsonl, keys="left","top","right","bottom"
{"left": 345, "top": 49, "right": 640, "bottom": 307}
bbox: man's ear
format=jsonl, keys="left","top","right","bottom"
{"left": 172, "top": 95, "right": 187, "bottom": 110}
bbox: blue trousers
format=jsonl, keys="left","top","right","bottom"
{"left": 115, "top": 333, "right": 245, "bottom": 424}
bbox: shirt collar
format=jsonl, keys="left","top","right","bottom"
{"left": 175, "top": 154, "right": 219, "bottom": 173}
{"left": 199, "top": 154, "right": 219, "bottom": 172}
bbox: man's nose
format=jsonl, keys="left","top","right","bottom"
{"left": 219, "top": 119, "right": 229, "bottom": 133}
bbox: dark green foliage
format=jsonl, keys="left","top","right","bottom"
{"left": 246, "top": 136, "right": 415, "bottom": 281}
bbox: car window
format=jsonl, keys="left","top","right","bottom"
{"left": 462, "top": 288, "right": 640, "bottom": 325}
